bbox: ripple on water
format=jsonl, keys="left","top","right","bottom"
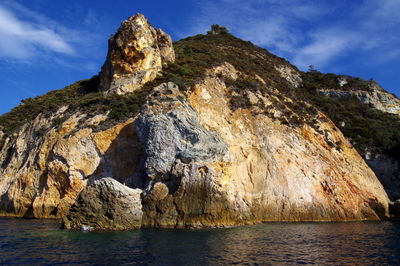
{"left": 0, "top": 218, "right": 399, "bottom": 265}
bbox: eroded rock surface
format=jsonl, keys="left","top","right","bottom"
{"left": 318, "top": 81, "right": 400, "bottom": 116}
{"left": 275, "top": 64, "right": 302, "bottom": 88}
{"left": 136, "top": 67, "right": 390, "bottom": 228}
{"left": 315, "top": 77, "right": 400, "bottom": 203}
{"left": 0, "top": 67, "right": 392, "bottom": 229}
{"left": 0, "top": 110, "right": 137, "bottom": 218}
{"left": 135, "top": 82, "right": 228, "bottom": 178}
{"left": 99, "top": 14, "right": 175, "bottom": 95}
{"left": 63, "top": 178, "right": 143, "bottom": 230}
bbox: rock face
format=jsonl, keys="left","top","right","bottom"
{"left": 318, "top": 81, "right": 400, "bottom": 116}
{"left": 144, "top": 67, "right": 389, "bottom": 227}
{"left": 63, "top": 178, "right": 142, "bottom": 230}
{"left": 274, "top": 64, "right": 302, "bottom": 88}
{"left": 99, "top": 14, "right": 175, "bottom": 95}
{"left": 62, "top": 69, "right": 390, "bottom": 230}
{"left": 0, "top": 14, "right": 394, "bottom": 230}
{"left": 314, "top": 76, "right": 400, "bottom": 203}
{"left": 135, "top": 82, "right": 228, "bottom": 178}
{"left": 366, "top": 154, "right": 400, "bottom": 200}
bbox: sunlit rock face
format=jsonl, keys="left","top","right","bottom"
{"left": 99, "top": 14, "right": 175, "bottom": 95}
{"left": 135, "top": 66, "right": 389, "bottom": 228}
{"left": 316, "top": 77, "right": 400, "bottom": 202}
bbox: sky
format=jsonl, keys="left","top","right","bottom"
{"left": 0, "top": 0, "right": 399, "bottom": 115}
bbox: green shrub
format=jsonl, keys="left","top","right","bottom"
{"left": 207, "top": 24, "right": 229, "bottom": 35}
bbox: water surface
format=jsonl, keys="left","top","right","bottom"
{"left": 1, "top": 218, "right": 399, "bottom": 265}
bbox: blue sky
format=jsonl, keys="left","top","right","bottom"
{"left": 1, "top": 0, "right": 399, "bottom": 115}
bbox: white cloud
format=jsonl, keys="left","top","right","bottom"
{"left": 293, "top": 31, "right": 352, "bottom": 69}
{"left": 185, "top": 0, "right": 400, "bottom": 71}
{"left": 359, "top": 0, "right": 400, "bottom": 27}
{"left": 0, "top": 6, "right": 74, "bottom": 60}
{"left": 182, "top": 0, "right": 332, "bottom": 64}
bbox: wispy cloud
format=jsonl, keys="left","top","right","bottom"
{"left": 185, "top": 0, "right": 400, "bottom": 71}
{"left": 0, "top": 1, "right": 107, "bottom": 73}
{"left": 0, "top": 5, "right": 74, "bottom": 60}
{"left": 293, "top": 29, "right": 354, "bottom": 69}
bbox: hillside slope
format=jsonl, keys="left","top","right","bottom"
{"left": 299, "top": 71, "right": 400, "bottom": 199}
{"left": 0, "top": 15, "right": 394, "bottom": 229}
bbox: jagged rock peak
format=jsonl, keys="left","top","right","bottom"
{"left": 99, "top": 13, "right": 175, "bottom": 95}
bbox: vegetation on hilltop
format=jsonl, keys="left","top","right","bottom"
{"left": 302, "top": 69, "right": 373, "bottom": 92}
{"left": 0, "top": 76, "right": 101, "bottom": 136}
{"left": 207, "top": 24, "right": 230, "bottom": 35}
{"left": 299, "top": 71, "right": 400, "bottom": 159}
{"left": 0, "top": 76, "right": 155, "bottom": 137}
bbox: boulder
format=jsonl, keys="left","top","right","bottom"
{"left": 62, "top": 178, "right": 143, "bottom": 230}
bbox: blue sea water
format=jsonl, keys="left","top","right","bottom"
{"left": 0, "top": 218, "right": 399, "bottom": 265}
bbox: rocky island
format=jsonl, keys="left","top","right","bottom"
{"left": 0, "top": 14, "right": 399, "bottom": 230}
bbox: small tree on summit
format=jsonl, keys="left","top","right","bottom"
{"left": 308, "top": 65, "right": 317, "bottom": 73}
{"left": 207, "top": 24, "right": 229, "bottom": 35}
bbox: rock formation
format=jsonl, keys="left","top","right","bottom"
{"left": 135, "top": 82, "right": 228, "bottom": 178}
{"left": 0, "top": 14, "right": 397, "bottom": 230}
{"left": 99, "top": 14, "right": 175, "bottom": 95}
{"left": 317, "top": 79, "right": 400, "bottom": 116}
{"left": 301, "top": 71, "right": 400, "bottom": 203}
{"left": 62, "top": 77, "right": 390, "bottom": 230}
{"left": 63, "top": 178, "right": 142, "bottom": 230}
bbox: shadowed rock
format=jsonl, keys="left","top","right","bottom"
{"left": 62, "top": 178, "right": 143, "bottom": 230}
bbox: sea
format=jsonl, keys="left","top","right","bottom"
{"left": 1, "top": 218, "right": 399, "bottom": 265}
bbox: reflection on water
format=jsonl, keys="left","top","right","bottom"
{"left": 1, "top": 218, "right": 399, "bottom": 265}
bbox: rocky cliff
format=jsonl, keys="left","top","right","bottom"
{"left": 317, "top": 77, "right": 400, "bottom": 116}
{"left": 0, "top": 14, "right": 395, "bottom": 229}
{"left": 300, "top": 71, "right": 400, "bottom": 202}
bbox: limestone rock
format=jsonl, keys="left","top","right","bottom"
{"left": 275, "top": 64, "right": 302, "bottom": 88}
{"left": 0, "top": 110, "right": 134, "bottom": 219}
{"left": 99, "top": 14, "right": 175, "bottom": 95}
{"left": 135, "top": 82, "right": 228, "bottom": 178}
{"left": 318, "top": 81, "right": 400, "bottom": 116}
{"left": 316, "top": 79, "right": 400, "bottom": 200}
{"left": 138, "top": 65, "right": 390, "bottom": 228}
{"left": 0, "top": 64, "right": 391, "bottom": 228}
{"left": 63, "top": 178, "right": 143, "bottom": 230}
